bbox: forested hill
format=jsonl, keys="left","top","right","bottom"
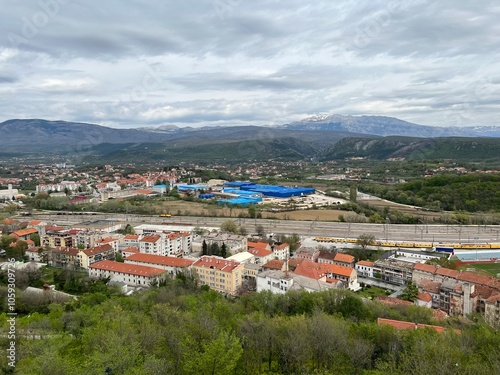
{"left": 1, "top": 274, "right": 499, "bottom": 374}
{"left": 361, "top": 174, "right": 500, "bottom": 213}
{"left": 323, "top": 136, "right": 500, "bottom": 162}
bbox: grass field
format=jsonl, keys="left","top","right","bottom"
{"left": 457, "top": 262, "right": 500, "bottom": 277}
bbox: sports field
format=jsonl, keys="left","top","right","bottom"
{"left": 458, "top": 262, "right": 500, "bottom": 277}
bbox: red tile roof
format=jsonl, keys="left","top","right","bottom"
{"left": 436, "top": 268, "right": 460, "bottom": 278}
{"left": 417, "top": 292, "right": 433, "bottom": 303}
{"left": 53, "top": 246, "right": 80, "bottom": 256}
{"left": 11, "top": 228, "right": 38, "bottom": 237}
{"left": 124, "top": 234, "right": 139, "bottom": 240}
{"left": 274, "top": 243, "right": 289, "bottom": 250}
{"left": 413, "top": 263, "right": 438, "bottom": 274}
{"left": 126, "top": 253, "right": 193, "bottom": 268}
{"left": 193, "top": 256, "right": 241, "bottom": 272}
{"left": 262, "top": 259, "right": 285, "bottom": 270}
{"left": 293, "top": 261, "right": 327, "bottom": 280}
{"left": 140, "top": 234, "right": 161, "bottom": 243}
{"left": 248, "top": 248, "right": 273, "bottom": 257}
{"left": 334, "top": 253, "right": 355, "bottom": 263}
{"left": 356, "top": 260, "right": 374, "bottom": 267}
{"left": 89, "top": 260, "right": 165, "bottom": 277}
{"left": 28, "top": 220, "right": 42, "bottom": 225}
{"left": 82, "top": 244, "right": 113, "bottom": 256}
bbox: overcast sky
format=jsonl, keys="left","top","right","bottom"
{"left": 1, "top": 0, "right": 499, "bottom": 128}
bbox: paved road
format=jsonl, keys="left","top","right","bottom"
{"left": 31, "top": 212, "right": 500, "bottom": 243}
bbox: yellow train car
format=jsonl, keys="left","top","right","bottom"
{"left": 413, "top": 243, "right": 434, "bottom": 249}
{"left": 459, "top": 243, "right": 491, "bottom": 249}
{"left": 398, "top": 242, "right": 416, "bottom": 248}
{"left": 490, "top": 243, "right": 500, "bottom": 249}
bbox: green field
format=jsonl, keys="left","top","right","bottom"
{"left": 460, "top": 263, "right": 500, "bottom": 277}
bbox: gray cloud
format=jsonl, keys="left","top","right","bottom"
{"left": 0, "top": 0, "right": 499, "bottom": 128}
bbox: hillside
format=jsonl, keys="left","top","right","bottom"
{"left": 285, "top": 114, "right": 500, "bottom": 138}
{"left": 322, "top": 136, "right": 500, "bottom": 162}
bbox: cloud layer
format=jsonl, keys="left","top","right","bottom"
{"left": 1, "top": 0, "right": 499, "bottom": 128}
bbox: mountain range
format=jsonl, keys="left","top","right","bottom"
{"left": 1, "top": 115, "right": 499, "bottom": 163}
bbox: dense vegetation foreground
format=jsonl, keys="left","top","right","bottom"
{"left": 1, "top": 276, "right": 499, "bottom": 375}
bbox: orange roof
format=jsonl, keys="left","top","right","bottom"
{"left": 293, "top": 261, "right": 327, "bottom": 280}
{"left": 82, "top": 244, "right": 113, "bottom": 256}
{"left": 140, "top": 234, "right": 161, "bottom": 243}
{"left": 248, "top": 241, "right": 270, "bottom": 251}
{"left": 486, "top": 293, "right": 500, "bottom": 303}
{"left": 356, "top": 260, "right": 374, "bottom": 267}
{"left": 89, "top": 260, "right": 165, "bottom": 277}
{"left": 99, "top": 238, "right": 117, "bottom": 244}
{"left": 262, "top": 259, "right": 285, "bottom": 270}
{"left": 28, "top": 220, "right": 42, "bottom": 225}
{"left": 126, "top": 253, "right": 193, "bottom": 268}
{"left": 326, "top": 263, "right": 355, "bottom": 278}
{"left": 413, "top": 263, "right": 438, "bottom": 274}
{"left": 193, "top": 256, "right": 241, "bottom": 272}
{"left": 124, "top": 234, "right": 139, "bottom": 240}
{"left": 333, "top": 253, "right": 355, "bottom": 263}
{"left": 417, "top": 292, "right": 433, "bottom": 303}
{"left": 248, "top": 248, "right": 273, "bottom": 257}
{"left": 436, "top": 268, "right": 460, "bottom": 278}
{"left": 274, "top": 243, "right": 289, "bottom": 250}
{"left": 1, "top": 219, "right": 17, "bottom": 225}
{"left": 11, "top": 228, "right": 38, "bottom": 237}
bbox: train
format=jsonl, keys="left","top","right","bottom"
{"left": 314, "top": 237, "right": 500, "bottom": 250}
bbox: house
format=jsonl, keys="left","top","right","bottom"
{"left": 78, "top": 244, "right": 115, "bottom": 269}
{"left": 293, "top": 260, "right": 360, "bottom": 291}
{"left": 10, "top": 228, "right": 38, "bottom": 241}
{"left": 204, "top": 233, "right": 248, "bottom": 255}
{"left": 89, "top": 260, "right": 167, "bottom": 287}
{"left": 247, "top": 247, "right": 274, "bottom": 265}
{"left": 42, "top": 228, "right": 74, "bottom": 248}
{"left": 97, "top": 237, "right": 120, "bottom": 252}
{"left": 192, "top": 256, "right": 244, "bottom": 296}
{"left": 121, "top": 247, "right": 140, "bottom": 258}
{"left": 484, "top": 293, "right": 500, "bottom": 328}
{"left": 25, "top": 247, "right": 44, "bottom": 262}
{"left": 416, "top": 292, "right": 433, "bottom": 308}
{"left": 272, "top": 242, "right": 289, "bottom": 260}
{"left": 124, "top": 253, "right": 193, "bottom": 277}
{"left": 49, "top": 247, "right": 80, "bottom": 269}
{"left": 295, "top": 247, "right": 320, "bottom": 262}
{"left": 262, "top": 259, "right": 285, "bottom": 271}
{"left": 356, "top": 260, "right": 374, "bottom": 278}
{"left": 317, "top": 250, "right": 337, "bottom": 264}
{"left": 332, "top": 253, "right": 355, "bottom": 268}
{"left": 256, "top": 269, "right": 341, "bottom": 294}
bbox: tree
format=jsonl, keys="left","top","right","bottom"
{"left": 202, "top": 240, "right": 208, "bottom": 256}
{"left": 256, "top": 225, "right": 266, "bottom": 238}
{"left": 238, "top": 226, "right": 247, "bottom": 236}
{"left": 357, "top": 233, "right": 375, "bottom": 249}
{"left": 30, "top": 233, "right": 41, "bottom": 246}
{"left": 115, "top": 253, "right": 124, "bottom": 263}
{"left": 183, "top": 330, "right": 243, "bottom": 375}
{"left": 401, "top": 280, "right": 419, "bottom": 302}
{"left": 220, "top": 220, "right": 238, "bottom": 234}
{"left": 124, "top": 224, "right": 135, "bottom": 235}
{"left": 349, "top": 185, "right": 357, "bottom": 202}
{"left": 220, "top": 243, "right": 228, "bottom": 258}
{"left": 248, "top": 205, "right": 256, "bottom": 218}
{"left": 210, "top": 243, "right": 220, "bottom": 256}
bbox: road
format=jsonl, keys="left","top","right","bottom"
{"left": 30, "top": 212, "right": 500, "bottom": 243}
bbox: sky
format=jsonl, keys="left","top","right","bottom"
{"left": 1, "top": 0, "right": 499, "bottom": 129}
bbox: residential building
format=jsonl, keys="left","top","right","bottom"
{"left": 484, "top": 293, "right": 500, "bottom": 328}
{"left": 78, "top": 244, "right": 115, "bottom": 269}
{"left": 372, "top": 259, "right": 414, "bottom": 285}
{"left": 317, "top": 250, "right": 337, "bottom": 264}
{"left": 49, "top": 247, "right": 80, "bottom": 269}
{"left": 42, "top": 229, "right": 74, "bottom": 249}
{"left": 139, "top": 234, "right": 163, "bottom": 255}
{"left": 10, "top": 228, "right": 38, "bottom": 241}
{"left": 356, "top": 260, "right": 374, "bottom": 278}
{"left": 293, "top": 260, "right": 360, "bottom": 291}
{"left": 192, "top": 256, "right": 244, "bottom": 296}
{"left": 247, "top": 247, "right": 274, "bottom": 265}
{"left": 205, "top": 233, "right": 248, "bottom": 255}
{"left": 332, "top": 253, "right": 356, "bottom": 268}
{"left": 124, "top": 253, "right": 193, "bottom": 277}
{"left": 256, "top": 269, "right": 341, "bottom": 294}
{"left": 295, "top": 247, "right": 320, "bottom": 262}
{"left": 89, "top": 260, "right": 166, "bottom": 287}
{"left": 123, "top": 234, "right": 140, "bottom": 247}
{"left": 272, "top": 243, "right": 290, "bottom": 260}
